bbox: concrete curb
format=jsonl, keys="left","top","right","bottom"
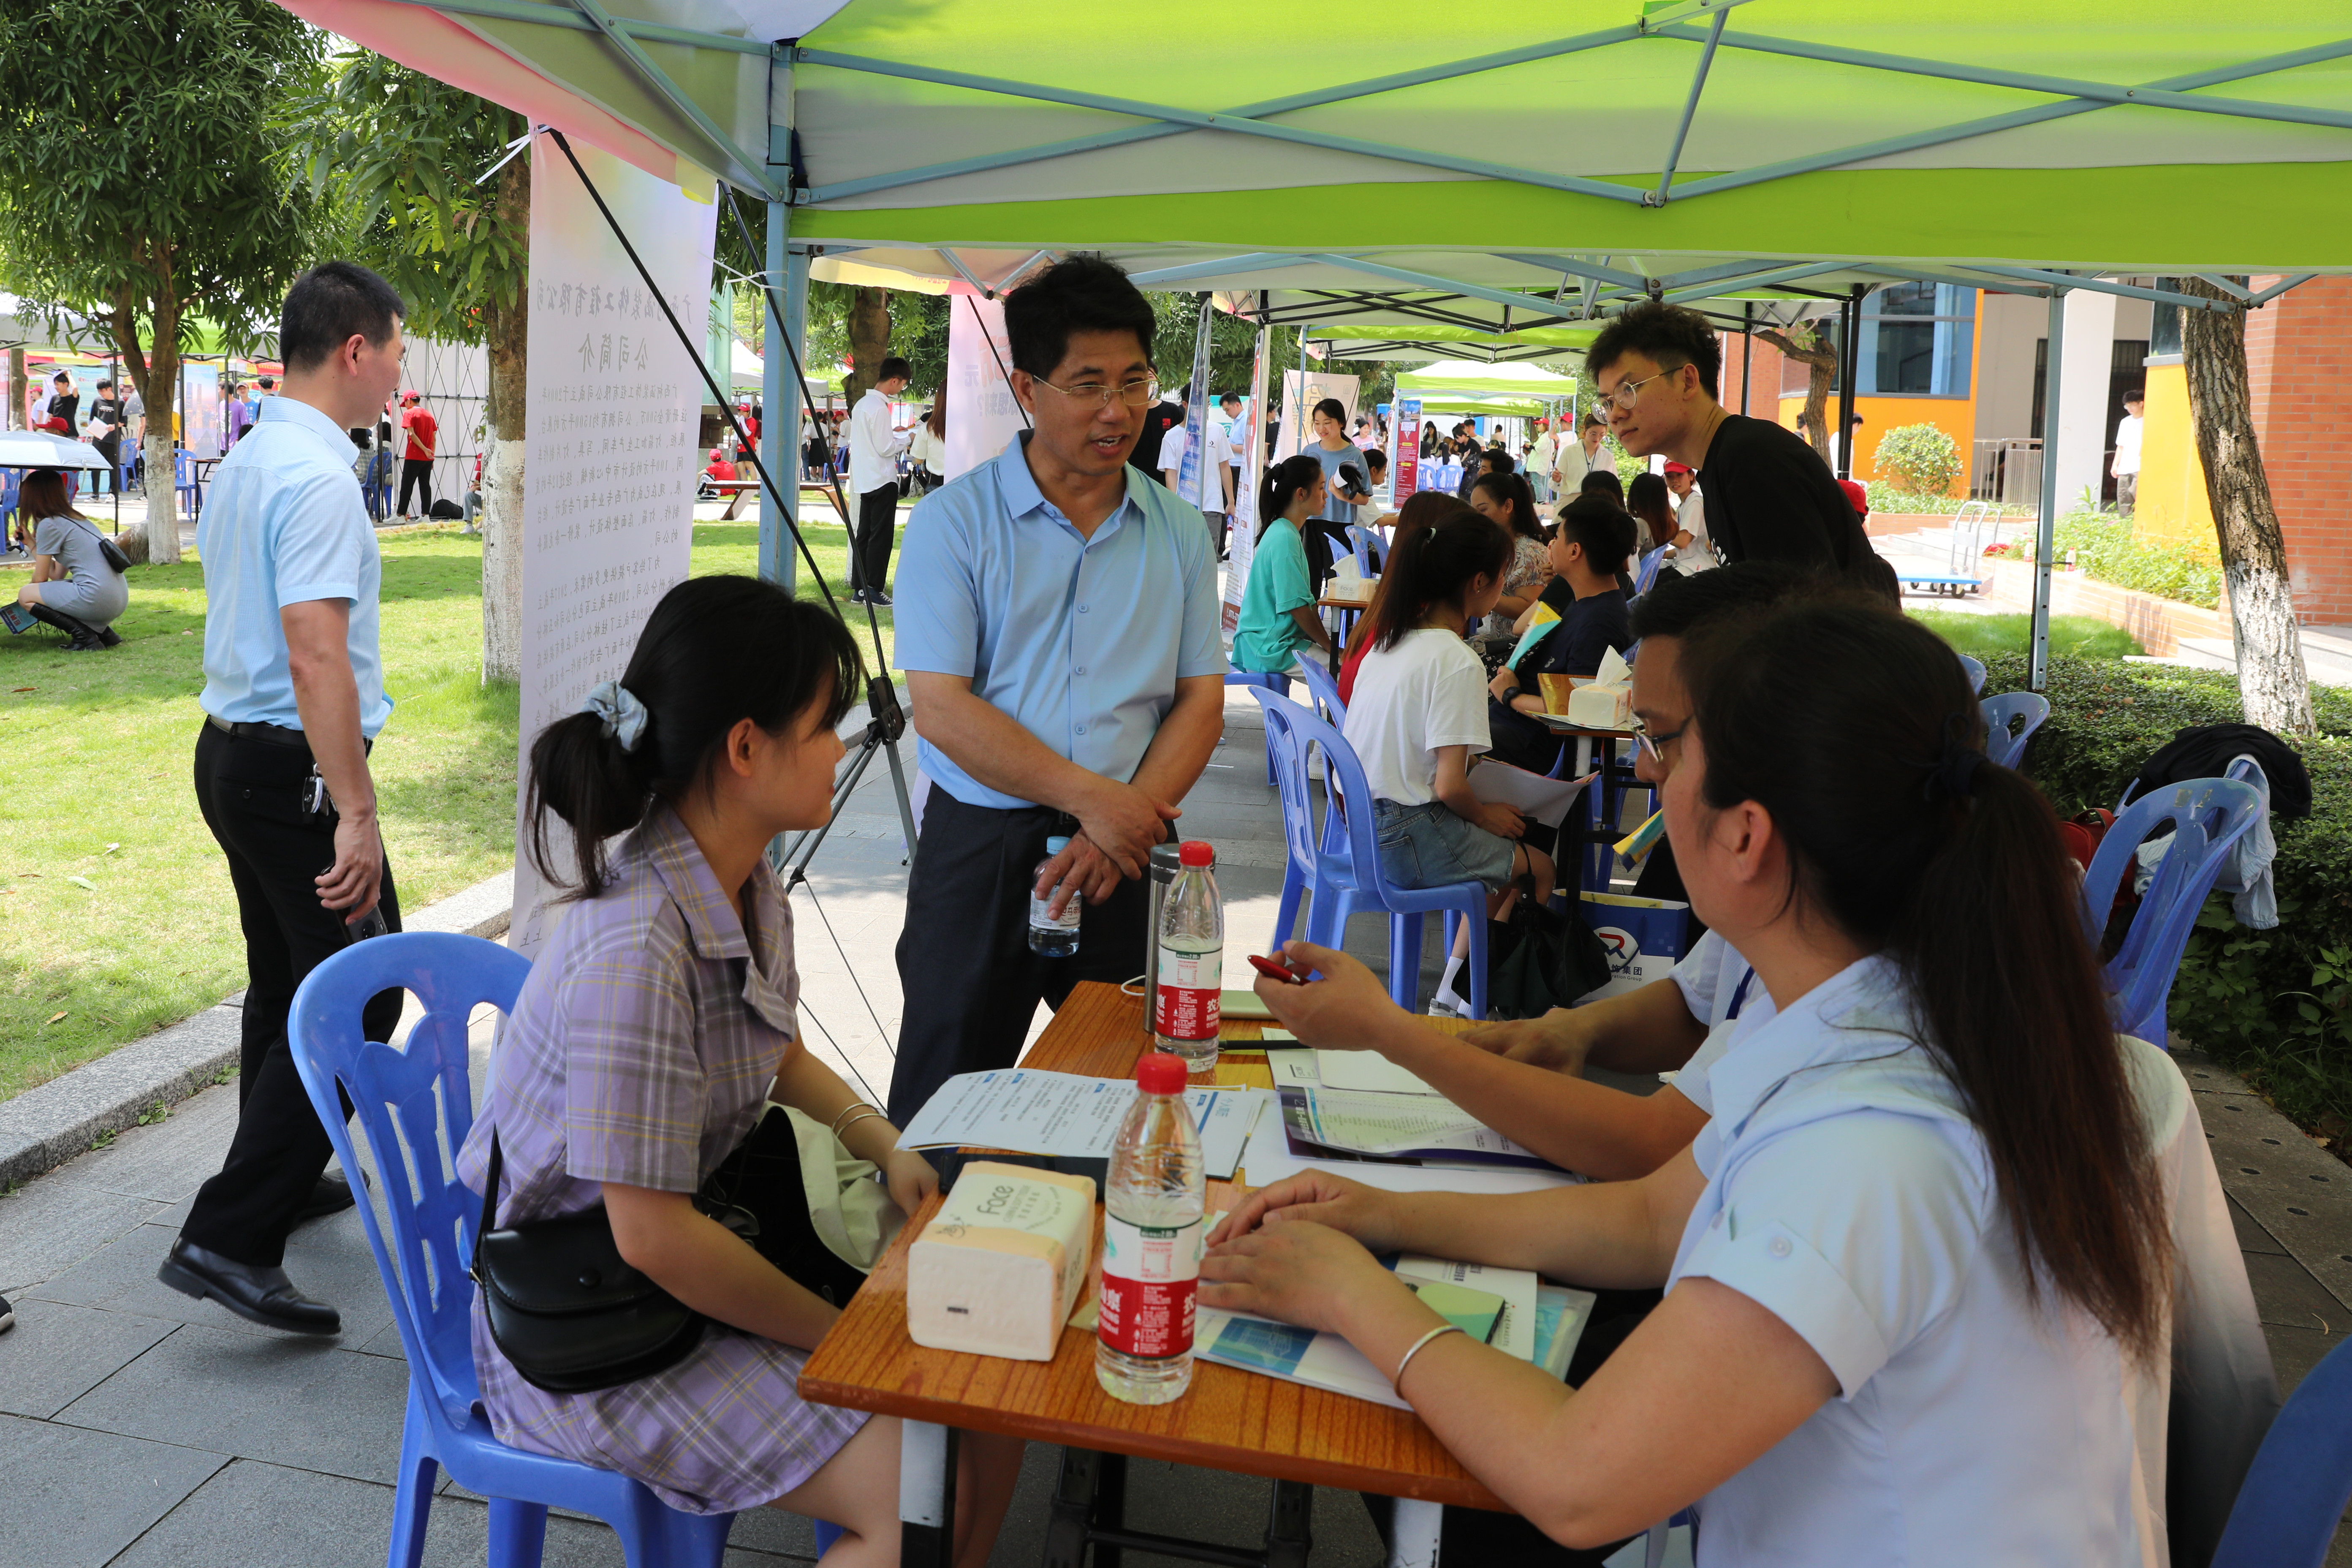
{"left": 0, "top": 867, "right": 513, "bottom": 1190}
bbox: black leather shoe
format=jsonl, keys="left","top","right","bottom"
{"left": 294, "top": 1173, "right": 359, "bottom": 1225}
{"left": 157, "top": 1239, "right": 341, "bottom": 1335}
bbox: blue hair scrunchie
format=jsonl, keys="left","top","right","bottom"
{"left": 581, "top": 680, "right": 649, "bottom": 753}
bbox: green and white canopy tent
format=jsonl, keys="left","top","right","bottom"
{"left": 280, "top": 0, "right": 2352, "bottom": 682}
{"left": 1396, "top": 360, "right": 1581, "bottom": 402}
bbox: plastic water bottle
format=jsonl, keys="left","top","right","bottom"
{"left": 1096, "top": 1052, "right": 1206, "bottom": 1404}
{"left": 1152, "top": 841, "right": 1223, "bottom": 1078}
{"left": 1027, "top": 835, "right": 1081, "bottom": 957}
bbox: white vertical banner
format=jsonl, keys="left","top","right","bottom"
{"left": 511, "top": 138, "right": 717, "bottom": 956}
{"left": 1174, "top": 297, "right": 1218, "bottom": 512}
{"left": 1222, "top": 323, "right": 1271, "bottom": 633}
{"left": 945, "top": 294, "right": 1025, "bottom": 480}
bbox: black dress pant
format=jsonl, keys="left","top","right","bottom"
{"left": 397, "top": 457, "right": 433, "bottom": 517}
{"left": 853, "top": 483, "right": 898, "bottom": 594}
{"left": 887, "top": 794, "right": 1152, "bottom": 1128}
{"left": 182, "top": 722, "right": 404, "bottom": 1268}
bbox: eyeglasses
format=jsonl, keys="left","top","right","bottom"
{"left": 1031, "top": 376, "right": 1159, "bottom": 410}
{"left": 1632, "top": 717, "right": 1687, "bottom": 766}
{"left": 1604, "top": 367, "right": 1681, "bottom": 410}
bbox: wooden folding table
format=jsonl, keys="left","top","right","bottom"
{"left": 799, "top": 981, "right": 1499, "bottom": 1568}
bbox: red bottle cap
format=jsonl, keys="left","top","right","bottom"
{"left": 1178, "top": 840, "right": 1215, "bottom": 868}
{"left": 1135, "top": 1053, "right": 1188, "bottom": 1095}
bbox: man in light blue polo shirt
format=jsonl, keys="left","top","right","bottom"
{"left": 889, "top": 254, "right": 1227, "bottom": 1125}
{"left": 158, "top": 262, "right": 408, "bottom": 1338}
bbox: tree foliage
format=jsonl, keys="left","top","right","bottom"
{"left": 301, "top": 51, "right": 530, "bottom": 345}
{"left": 0, "top": 0, "right": 321, "bottom": 362}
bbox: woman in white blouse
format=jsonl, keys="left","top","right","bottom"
{"left": 1207, "top": 599, "right": 2177, "bottom": 1565}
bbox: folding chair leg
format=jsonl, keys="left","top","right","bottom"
{"left": 486, "top": 1498, "right": 549, "bottom": 1568}
{"left": 1389, "top": 913, "right": 1425, "bottom": 1012}
{"left": 1273, "top": 863, "right": 1306, "bottom": 950}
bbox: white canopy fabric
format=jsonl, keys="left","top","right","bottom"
{"left": 0, "top": 430, "right": 114, "bottom": 470}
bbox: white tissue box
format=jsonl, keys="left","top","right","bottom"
{"left": 1565, "top": 682, "right": 1632, "bottom": 728}
{"left": 907, "top": 1162, "right": 1097, "bottom": 1361}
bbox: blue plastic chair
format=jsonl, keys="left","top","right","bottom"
{"left": 1294, "top": 655, "right": 1345, "bottom": 726}
{"left": 1979, "top": 691, "right": 2050, "bottom": 771}
{"left": 2209, "top": 1333, "right": 2352, "bottom": 1568}
{"left": 172, "top": 448, "right": 204, "bottom": 522}
{"left": 1252, "top": 690, "right": 1489, "bottom": 1018}
{"left": 1632, "top": 544, "right": 1669, "bottom": 596}
{"left": 1956, "top": 652, "right": 1987, "bottom": 693}
{"left": 1226, "top": 669, "right": 1289, "bottom": 785}
{"left": 286, "top": 932, "right": 840, "bottom": 1567}
{"left": 1345, "top": 524, "right": 1385, "bottom": 577}
{"left": 2079, "top": 777, "right": 2264, "bottom": 1048}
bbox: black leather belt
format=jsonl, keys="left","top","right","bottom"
{"left": 206, "top": 714, "right": 310, "bottom": 749}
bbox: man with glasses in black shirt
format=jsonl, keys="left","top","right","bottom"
{"left": 1587, "top": 303, "right": 1896, "bottom": 601}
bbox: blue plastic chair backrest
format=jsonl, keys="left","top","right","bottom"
{"left": 2210, "top": 1332, "right": 2352, "bottom": 1568}
{"left": 1345, "top": 524, "right": 1377, "bottom": 578}
{"left": 1294, "top": 657, "right": 1346, "bottom": 725}
{"left": 1632, "top": 544, "right": 1669, "bottom": 596}
{"left": 2080, "top": 777, "right": 2263, "bottom": 1039}
{"left": 1957, "top": 652, "right": 1987, "bottom": 693}
{"left": 1251, "top": 690, "right": 1381, "bottom": 901}
{"left": 1980, "top": 691, "right": 2051, "bottom": 770}
{"left": 173, "top": 448, "right": 192, "bottom": 486}
{"left": 286, "top": 931, "right": 532, "bottom": 1429}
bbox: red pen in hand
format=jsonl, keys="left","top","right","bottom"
{"left": 1248, "top": 953, "right": 1309, "bottom": 986}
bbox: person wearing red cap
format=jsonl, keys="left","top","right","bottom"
{"left": 1838, "top": 478, "right": 1870, "bottom": 525}
{"left": 396, "top": 390, "right": 437, "bottom": 519}
{"left": 1662, "top": 460, "right": 1716, "bottom": 572}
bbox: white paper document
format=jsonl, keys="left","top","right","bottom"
{"left": 896, "top": 1069, "right": 1261, "bottom": 1180}
{"left": 1469, "top": 761, "right": 1596, "bottom": 829}
{"left": 1239, "top": 1083, "right": 1578, "bottom": 1195}
{"left": 1314, "top": 1051, "right": 1437, "bottom": 1096}
{"left": 1396, "top": 1255, "right": 1537, "bottom": 1362}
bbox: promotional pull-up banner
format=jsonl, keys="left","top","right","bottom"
{"left": 511, "top": 137, "right": 717, "bottom": 956}
{"left": 944, "top": 294, "right": 1025, "bottom": 481}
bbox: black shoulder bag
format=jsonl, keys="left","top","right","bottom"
{"left": 70, "top": 517, "right": 133, "bottom": 575}
{"left": 470, "top": 1108, "right": 877, "bottom": 1394}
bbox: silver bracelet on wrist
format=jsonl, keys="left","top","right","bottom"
{"left": 1392, "top": 1323, "right": 1465, "bottom": 1391}
{"left": 829, "top": 1101, "right": 880, "bottom": 1137}
{"left": 835, "top": 1109, "right": 889, "bottom": 1144}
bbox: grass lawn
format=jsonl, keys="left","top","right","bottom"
{"left": 0, "top": 511, "right": 902, "bottom": 1101}
{"left": 1908, "top": 609, "right": 2146, "bottom": 662}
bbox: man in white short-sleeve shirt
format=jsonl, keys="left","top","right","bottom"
{"left": 163, "top": 261, "right": 410, "bottom": 1339}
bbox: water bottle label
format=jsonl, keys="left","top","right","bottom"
{"left": 1028, "top": 890, "right": 1080, "bottom": 932}
{"left": 1097, "top": 1213, "right": 1202, "bottom": 1359}
{"left": 1153, "top": 948, "right": 1222, "bottom": 1041}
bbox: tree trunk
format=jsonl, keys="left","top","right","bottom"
{"left": 7, "top": 347, "right": 23, "bottom": 430}
{"left": 843, "top": 286, "right": 891, "bottom": 407}
{"left": 2177, "top": 277, "right": 2313, "bottom": 735}
{"left": 478, "top": 151, "right": 530, "bottom": 685}
{"left": 128, "top": 301, "right": 182, "bottom": 567}
{"left": 1757, "top": 325, "right": 1836, "bottom": 462}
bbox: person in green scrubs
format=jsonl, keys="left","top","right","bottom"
{"left": 1233, "top": 454, "right": 1337, "bottom": 675}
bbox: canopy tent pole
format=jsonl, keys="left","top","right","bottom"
{"left": 761, "top": 212, "right": 805, "bottom": 592}
{"left": 2031, "top": 288, "right": 2067, "bottom": 690}
{"left": 1740, "top": 302, "right": 1752, "bottom": 415}
{"left": 1836, "top": 287, "right": 1861, "bottom": 480}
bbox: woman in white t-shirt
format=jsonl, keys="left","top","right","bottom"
{"left": 1208, "top": 601, "right": 2186, "bottom": 1565}
{"left": 1343, "top": 510, "right": 1553, "bottom": 1014}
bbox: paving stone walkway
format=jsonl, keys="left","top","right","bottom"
{"left": 2, "top": 692, "right": 2346, "bottom": 1565}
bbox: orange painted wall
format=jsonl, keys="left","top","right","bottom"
{"left": 1774, "top": 393, "right": 1976, "bottom": 494}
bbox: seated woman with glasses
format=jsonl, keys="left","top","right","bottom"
{"left": 1210, "top": 596, "right": 2201, "bottom": 1566}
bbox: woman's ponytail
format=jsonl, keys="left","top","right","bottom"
{"left": 1257, "top": 454, "right": 1323, "bottom": 544}
{"left": 1680, "top": 601, "right": 2170, "bottom": 1363}
{"left": 524, "top": 575, "right": 862, "bottom": 899}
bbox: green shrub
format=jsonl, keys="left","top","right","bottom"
{"left": 1872, "top": 423, "right": 1963, "bottom": 496}
{"left": 1864, "top": 486, "right": 2033, "bottom": 517}
{"left": 2000, "top": 511, "right": 2227, "bottom": 609}
{"left": 1985, "top": 653, "right": 2352, "bottom": 1142}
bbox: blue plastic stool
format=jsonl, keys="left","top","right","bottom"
{"left": 2080, "top": 777, "right": 2263, "bottom": 1047}
{"left": 2210, "top": 1333, "right": 2352, "bottom": 1568}
{"left": 286, "top": 932, "right": 842, "bottom": 1566}
{"left": 1979, "top": 691, "right": 2050, "bottom": 770}
{"left": 1253, "top": 691, "right": 1490, "bottom": 1017}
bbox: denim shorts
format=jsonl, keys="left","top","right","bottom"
{"left": 1372, "top": 800, "right": 1518, "bottom": 891}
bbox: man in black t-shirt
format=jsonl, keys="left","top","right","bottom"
{"left": 86, "top": 380, "right": 127, "bottom": 489}
{"left": 1487, "top": 497, "right": 1634, "bottom": 774}
{"left": 1128, "top": 388, "right": 1183, "bottom": 482}
{"left": 1586, "top": 303, "right": 1896, "bottom": 601}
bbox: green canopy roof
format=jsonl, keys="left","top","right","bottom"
{"left": 1396, "top": 359, "right": 1580, "bottom": 399}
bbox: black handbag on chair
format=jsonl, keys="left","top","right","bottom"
{"left": 469, "top": 1109, "right": 878, "bottom": 1394}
